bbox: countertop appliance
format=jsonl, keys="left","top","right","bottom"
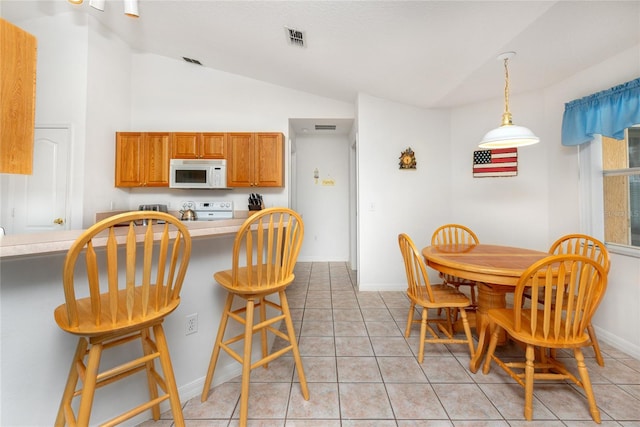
{"left": 169, "top": 159, "right": 227, "bottom": 189}
{"left": 193, "top": 201, "right": 234, "bottom": 221}
{"left": 138, "top": 204, "right": 168, "bottom": 224}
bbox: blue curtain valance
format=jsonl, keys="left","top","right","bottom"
{"left": 561, "top": 77, "right": 640, "bottom": 146}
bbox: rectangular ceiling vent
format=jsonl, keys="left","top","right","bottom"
{"left": 182, "top": 57, "right": 202, "bottom": 66}
{"left": 285, "top": 27, "right": 306, "bottom": 48}
{"left": 315, "top": 124, "right": 337, "bottom": 131}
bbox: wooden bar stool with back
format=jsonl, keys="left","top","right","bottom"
{"left": 53, "top": 211, "right": 192, "bottom": 426}
{"left": 201, "top": 207, "right": 308, "bottom": 426}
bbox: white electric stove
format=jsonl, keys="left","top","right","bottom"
{"left": 193, "top": 201, "right": 234, "bottom": 221}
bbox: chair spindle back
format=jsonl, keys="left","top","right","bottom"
{"left": 231, "top": 208, "right": 304, "bottom": 289}
{"left": 512, "top": 254, "right": 607, "bottom": 341}
{"left": 61, "top": 211, "right": 192, "bottom": 329}
{"left": 398, "top": 233, "right": 436, "bottom": 303}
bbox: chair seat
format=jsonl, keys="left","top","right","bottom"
{"left": 214, "top": 266, "right": 295, "bottom": 295}
{"left": 488, "top": 308, "right": 591, "bottom": 348}
{"left": 410, "top": 287, "right": 472, "bottom": 310}
{"left": 54, "top": 285, "right": 180, "bottom": 336}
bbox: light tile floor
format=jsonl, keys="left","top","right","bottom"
{"left": 144, "top": 262, "right": 640, "bottom": 426}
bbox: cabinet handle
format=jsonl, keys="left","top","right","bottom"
{"left": 53, "top": 218, "right": 64, "bottom": 225}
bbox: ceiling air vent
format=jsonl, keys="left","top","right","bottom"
{"left": 285, "top": 27, "right": 306, "bottom": 48}
{"left": 315, "top": 124, "right": 337, "bottom": 131}
{"left": 182, "top": 57, "right": 202, "bottom": 65}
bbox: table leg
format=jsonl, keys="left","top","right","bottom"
{"left": 469, "top": 282, "right": 509, "bottom": 373}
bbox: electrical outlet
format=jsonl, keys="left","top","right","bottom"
{"left": 185, "top": 313, "right": 198, "bottom": 335}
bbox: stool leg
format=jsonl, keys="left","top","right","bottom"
{"left": 280, "top": 290, "right": 309, "bottom": 400}
{"left": 259, "top": 296, "right": 269, "bottom": 368}
{"left": 405, "top": 301, "right": 416, "bottom": 338}
{"left": 55, "top": 337, "right": 88, "bottom": 426}
{"left": 77, "top": 341, "right": 103, "bottom": 426}
{"left": 154, "top": 323, "right": 185, "bottom": 427}
{"left": 587, "top": 323, "right": 605, "bottom": 367}
{"left": 141, "top": 328, "right": 160, "bottom": 420}
{"left": 202, "top": 293, "right": 234, "bottom": 401}
{"left": 524, "top": 345, "right": 535, "bottom": 421}
{"left": 418, "top": 305, "right": 428, "bottom": 363}
{"left": 239, "top": 298, "right": 256, "bottom": 426}
{"left": 575, "top": 347, "right": 601, "bottom": 423}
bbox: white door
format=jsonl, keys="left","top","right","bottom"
{"left": 0, "top": 126, "right": 70, "bottom": 234}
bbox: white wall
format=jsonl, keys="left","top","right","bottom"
{"left": 295, "top": 133, "right": 350, "bottom": 262}
{"left": 450, "top": 91, "right": 550, "bottom": 250}
{"left": 357, "top": 94, "right": 451, "bottom": 290}
{"left": 124, "top": 53, "right": 354, "bottom": 216}
{"left": 83, "top": 15, "right": 132, "bottom": 225}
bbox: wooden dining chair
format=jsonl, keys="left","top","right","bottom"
{"left": 483, "top": 254, "right": 607, "bottom": 423}
{"left": 522, "top": 233, "right": 610, "bottom": 366}
{"left": 398, "top": 233, "right": 475, "bottom": 363}
{"left": 431, "top": 224, "right": 480, "bottom": 315}
{"left": 54, "top": 211, "right": 192, "bottom": 427}
{"left": 201, "top": 207, "right": 308, "bottom": 426}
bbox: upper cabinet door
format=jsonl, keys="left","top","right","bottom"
{"left": 1, "top": 19, "right": 37, "bottom": 174}
{"left": 115, "top": 132, "right": 170, "bottom": 187}
{"left": 144, "top": 133, "right": 170, "bottom": 187}
{"left": 171, "top": 132, "right": 200, "bottom": 159}
{"left": 254, "top": 133, "right": 283, "bottom": 187}
{"left": 227, "top": 133, "right": 254, "bottom": 187}
{"left": 115, "top": 132, "right": 144, "bottom": 187}
{"left": 200, "top": 133, "right": 226, "bottom": 159}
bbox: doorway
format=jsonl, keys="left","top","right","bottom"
{"left": 289, "top": 118, "right": 356, "bottom": 264}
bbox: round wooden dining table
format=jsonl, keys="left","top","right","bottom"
{"left": 422, "top": 243, "right": 548, "bottom": 373}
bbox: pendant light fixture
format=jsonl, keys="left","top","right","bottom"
{"left": 67, "top": 0, "right": 139, "bottom": 18}
{"left": 124, "top": 0, "right": 139, "bottom": 18}
{"left": 479, "top": 52, "right": 539, "bottom": 149}
{"left": 89, "top": 0, "right": 105, "bottom": 11}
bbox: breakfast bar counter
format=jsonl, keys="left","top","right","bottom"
{"left": 0, "top": 217, "right": 259, "bottom": 426}
{"left": 0, "top": 218, "right": 246, "bottom": 258}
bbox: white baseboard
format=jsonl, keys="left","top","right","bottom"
{"left": 593, "top": 325, "right": 640, "bottom": 360}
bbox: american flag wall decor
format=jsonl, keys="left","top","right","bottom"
{"left": 473, "top": 148, "right": 518, "bottom": 177}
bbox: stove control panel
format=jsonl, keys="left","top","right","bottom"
{"left": 195, "top": 201, "right": 233, "bottom": 211}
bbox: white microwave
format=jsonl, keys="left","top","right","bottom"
{"left": 169, "top": 159, "right": 227, "bottom": 189}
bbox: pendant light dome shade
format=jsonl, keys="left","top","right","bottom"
{"left": 479, "top": 52, "right": 539, "bottom": 149}
{"left": 479, "top": 124, "right": 540, "bottom": 148}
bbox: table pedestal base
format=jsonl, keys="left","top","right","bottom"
{"left": 469, "top": 282, "right": 510, "bottom": 373}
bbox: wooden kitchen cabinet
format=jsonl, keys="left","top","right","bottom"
{"left": 171, "top": 132, "right": 226, "bottom": 159}
{"left": 115, "top": 132, "right": 170, "bottom": 187}
{"left": 1, "top": 19, "right": 37, "bottom": 174}
{"left": 227, "top": 132, "right": 283, "bottom": 187}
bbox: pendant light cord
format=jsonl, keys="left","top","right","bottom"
{"left": 501, "top": 57, "right": 513, "bottom": 126}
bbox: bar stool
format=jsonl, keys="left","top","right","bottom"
{"left": 54, "top": 211, "right": 192, "bottom": 426}
{"left": 201, "top": 207, "right": 308, "bottom": 426}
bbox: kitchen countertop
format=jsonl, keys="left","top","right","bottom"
{"left": 0, "top": 218, "right": 247, "bottom": 259}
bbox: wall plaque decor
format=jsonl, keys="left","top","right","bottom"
{"left": 399, "top": 147, "right": 416, "bottom": 169}
{"left": 473, "top": 147, "right": 518, "bottom": 177}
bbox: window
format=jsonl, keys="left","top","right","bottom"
{"left": 602, "top": 127, "right": 640, "bottom": 248}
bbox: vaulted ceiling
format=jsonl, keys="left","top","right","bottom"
{"left": 3, "top": 1, "right": 640, "bottom": 111}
